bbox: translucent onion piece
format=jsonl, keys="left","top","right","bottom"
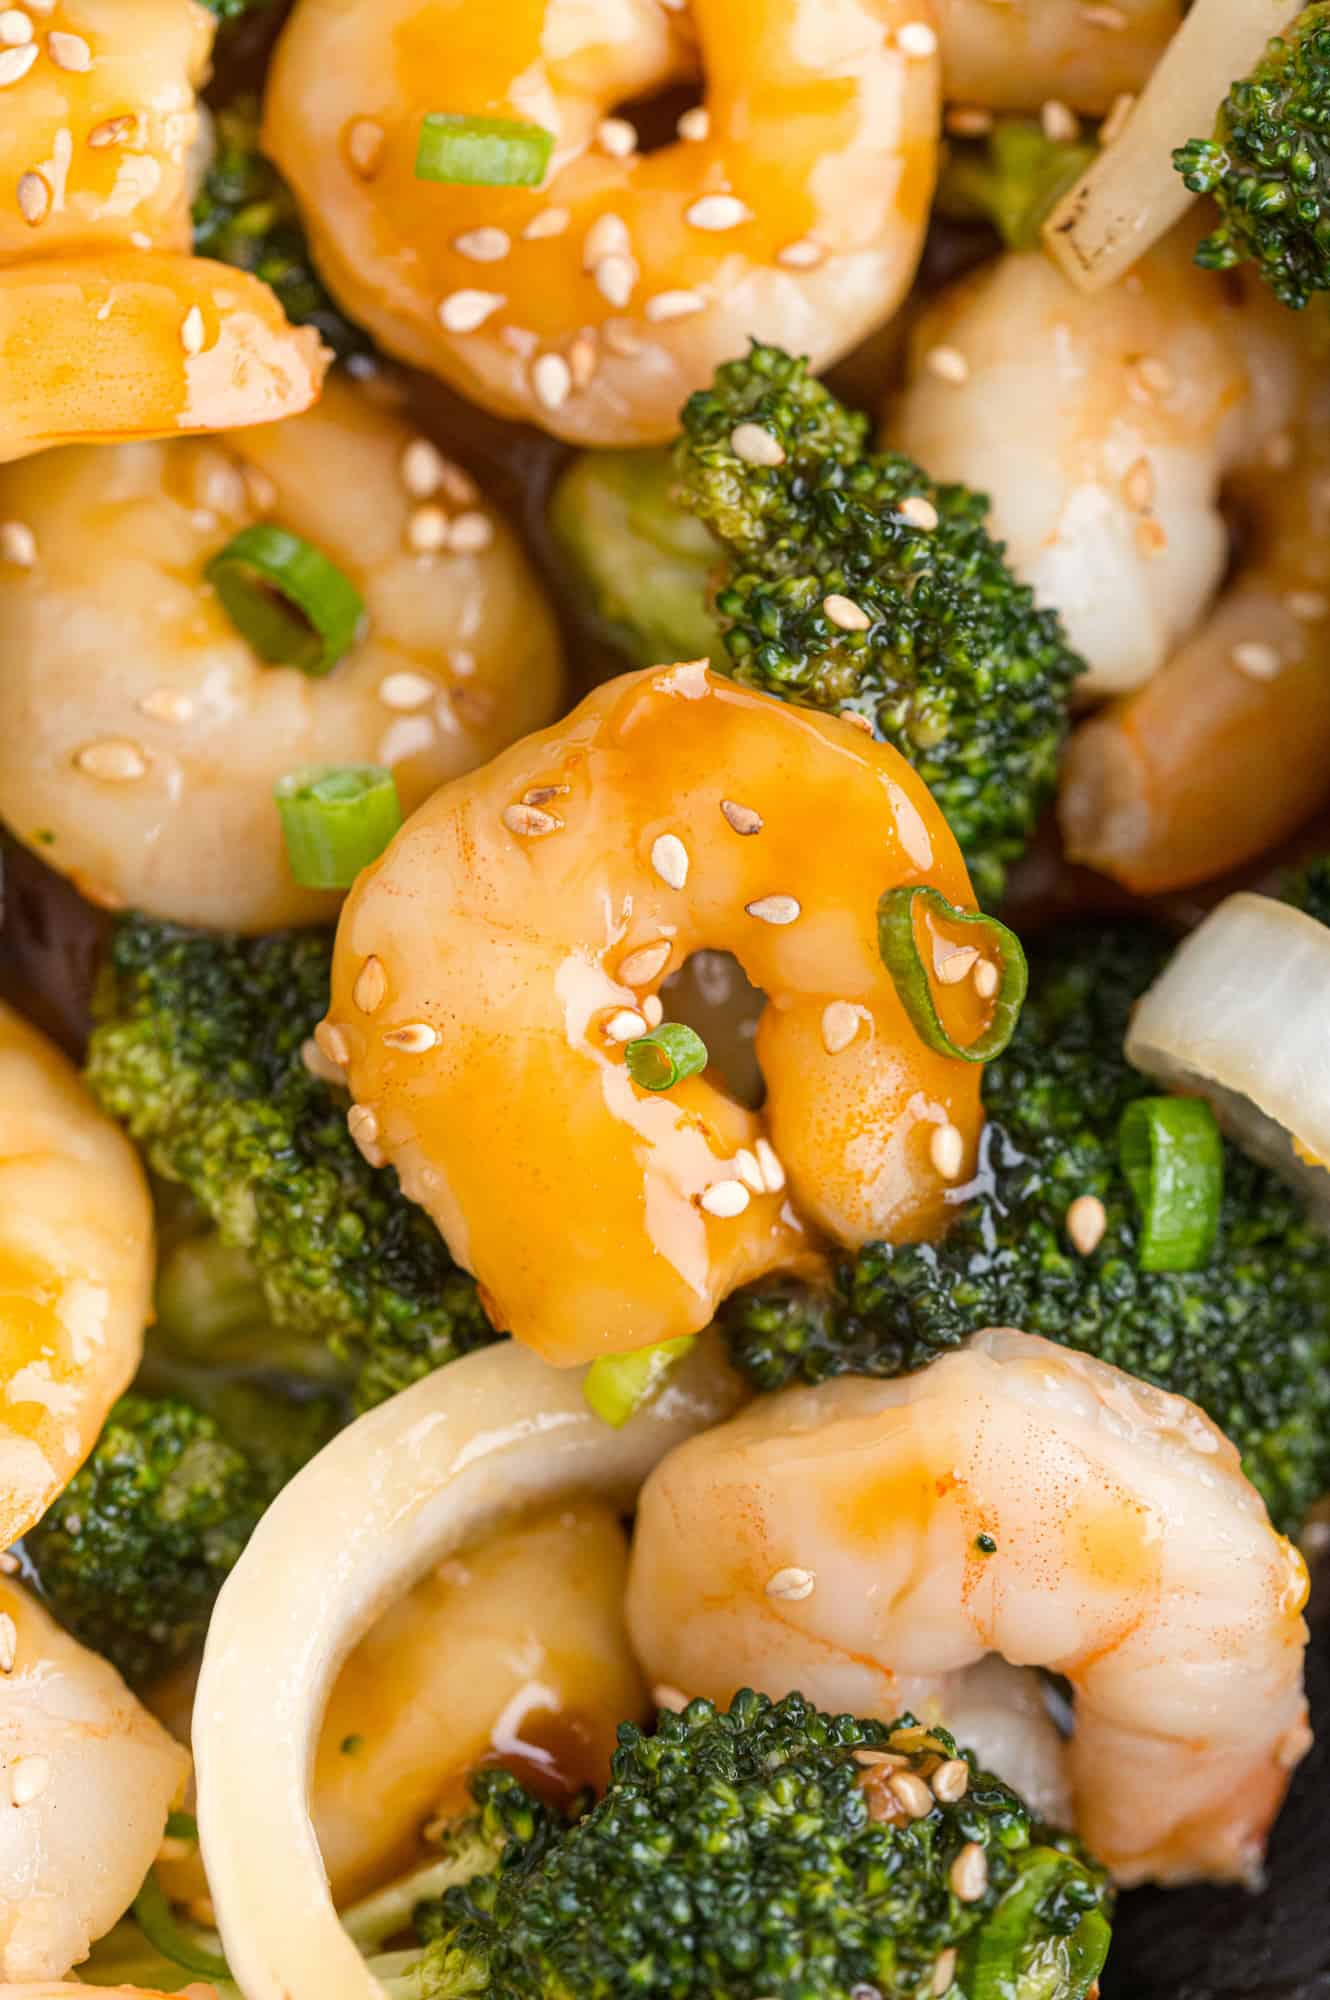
{"left": 194, "top": 1336, "right": 745, "bottom": 2000}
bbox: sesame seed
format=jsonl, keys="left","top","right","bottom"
{"left": 301, "top": 1036, "right": 346, "bottom": 1086}
{"left": 347, "top": 1103, "right": 385, "bottom": 1167}
{"left": 503, "top": 801, "right": 562, "bottom": 837}
{"left": 0, "top": 41, "right": 36, "bottom": 81}
{"left": 597, "top": 116, "right": 638, "bottom": 158}
{"left": 139, "top": 687, "right": 194, "bottom": 724}
{"left": 619, "top": 940, "right": 672, "bottom": 986}
{"left": 523, "top": 206, "right": 570, "bottom": 240}
{"left": 0, "top": 10, "right": 30, "bottom": 44}
{"left": 379, "top": 670, "right": 435, "bottom": 711}
{"left": 353, "top": 954, "right": 388, "bottom": 1014}
{"left": 746, "top": 894, "right": 801, "bottom": 926}
{"left": 583, "top": 212, "right": 630, "bottom": 266}
{"left": 677, "top": 105, "right": 710, "bottom": 141}
{"left": 0, "top": 520, "right": 36, "bottom": 567}
{"left": 245, "top": 466, "right": 278, "bottom": 514}
{"left": 686, "top": 193, "right": 751, "bottom": 231}
{"left": 453, "top": 226, "right": 510, "bottom": 263}
{"left": 842, "top": 711, "right": 874, "bottom": 734}
{"left": 932, "top": 1947, "right": 957, "bottom": 1996}
{"left": 897, "top": 19, "right": 938, "bottom": 56}
{"left": 899, "top": 495, "right": 939, "bottom": 531}
{"left": 777, "top": 237, "right": 823, "bottom": 269}
{"left": 931, "top": 1758, "right": 970, "bottom": 1803}
{"left": 823, "top": 593, "right": 871, "bottom": 631}
{"left": 701, "top": 1178, "right": 751, "bottom": 1218}
{"left": 720, "top": 798, "right": 763, "bottom": 836}
{"left": 1066, "top": 1193, "right": 1107, "bottom": 1255}
{"left": 945, "top": 105, "right": 994, "bottom": 137}
{"left": 1082, "top": 1, "right": 1128, "bottom": 23}
{"left": 407, "top": 503, "right": 450, "bottom": 554}
{"left": 594, "top": 252, "right": 637, "bottom": 308}
{"left": 651, "top": 832, "right": 689, "bottom": 889}
{"left": 730, "top": 421, "right": 785, "bottom": 467}
{"left": 439, "top": 289, "right": 504, "bottom": 333}
{"left": 1100, "top": 90, "right": 1136, "bottom": 145}
{"left": 88, "top": 113, "right": 136, "bottom": 147}
{"left": 401, "top": 438, "right": 445, "bottom": 498}
{"left": 569, "top": 332, "right": 597, "bottom": 386}
{"left": 522, "top": 784, "right": 569, "bottom": 806}
{"left": 1232, "top": 640, "right": 1281, "bottom": 681}
{"left": 449, "top": 510, "right": 494, "bottom": 554}
{"left": 936, "top": 946, "right": 979, "bottom": 986}
{"left": 654, "top": 1683, "right": 689, "bottom": 1711}
{"left": 1136, "top": 517, "right": 1167, "bottom": 559}
{"left": 950, "top": 1842, "right": 989, "bottom": 1903}
{"left": 605, "top": 1008, "right": 648, "bottom": 1043}
{"left": 889, "top": 1771, "right": 935, "bottom": 1818}
{"left": 1122, "top": 456, "right": 1155, "bottom": 513}
{"left": 314, "top": 1020, "right": 349, "bottom": 1068}
{"left": 930, "top": 1123, "right": 965, "bottom": 1180}
{"left": 853, "top": 1748, "right": 910, "bottom": 1769}
{"left": 180, "top": 305, "right": 206, "bottom": 356}
{"left": 765, "top": 1565, "right": 815, "bottom": 1600}
{"left": 48, "top": 27, "right": 89, "bottom": 69}
{"left": 0, "top": 1614, "right": 16, "bottom": 1673}
{"left": 643, "top": 994, "right": 664, "bottom": 1028}
{"left": 384, "top": 1022, "right": 439, "bottom": 1053}
{"left": 1040, "top": 98, "right": 1079, "bottom": 142}
{"left": 532, "top": 352, "right": 572, "bottom": 411}
{"left": 501, "top": 325, "right": 538, "bottom": 357}
{"left": 734, "top": 1147, "right": 765, "bottom": 1193}
{"left": 821, "top": 1001, "right": 860, "bottom": 1055}
{"left": 10, "top": 1756, "right": 48, "bottom": 1806}
{"left": 344, "top": 117, "right": 385, "bottom": 177}
{"left": 645, "top": 289, "right": 706, "bottom": 322}
{"left": 1288, "top": 590, "right": 1329, "bottom": 622}
{"left": 603, "top": 319, "right": 643, "bottom": 356}
{"left": 755, "top": 1137, "right": 785, "bottom": 1192}
{"left": 75, "top": 738, "right": 146, "bottom": 782}
{"left": 1130, "top": 354, "right": 1174, "bottom": 400}
{"left": 925, "top": 344, "right": 969, "bottom": 385}
{"left": 0, "top": 1554, "right": 18, "bottom": 1575}
{"left": 972, "top": 958, "right": 999, "bottom": 1000}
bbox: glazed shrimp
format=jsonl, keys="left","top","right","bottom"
{"left": 0, "top": 1580, "right": 189, "bottom": 1981}
{"left": 0, "top": 370, "right": 565, "bottom": 931}
{"left": 626, "top": 1327, "right": 1311, "bottom": 1886}
{"left": 325, "top": 663, "right": 995, "bottom": 1364}
{"left": 934, "top": 0, "right": 1182, "bottom": 117}
{"left": 0, "top": 1000, "right": 152, "bottom": 1548}
{"left": 263, "top": 0, "right": 939, "bottom": 446}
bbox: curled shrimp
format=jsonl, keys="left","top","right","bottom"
{"left": 935, "top": 0, "right": 1182, "bottom": 118}
{"left": 263, "top": 0, "right": 940, "bottom": 445}
{"left": 626, "top": 1327, "right": 1311, "bottom": 1886}
{"left": 0, "top": 370, "right": 566, "bottom": 931}
{"left": 325, "top": 663, "right": 992, "bottom": 1364}
{"left": 0, "top": 999, "right": 152, "bottom": 1548}
{"left": 0, "top": 1579, "right": 189, "bottom": 1981}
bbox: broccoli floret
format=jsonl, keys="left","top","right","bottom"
{"left": 1283, "top": 851, "right": 1330, "bottom": 927}
{"left": 407, "top": 1692, "right": 1110, "bottom": 2000}
{"left": 198, "top": 0, "right": 271, "bottom": 17}
{"left": 1175, "top": 6, "right": 1330, "bottom": 308}
{"left": 193, "top": 99, "right": 369, "bottom": 358}
{"left": 936, "top": 118, "right": 1097, "bottom": 250}
{"left": 84, "top": 916, "right": 498, "bottom": 1412}
{"left": 723, "top": 922, "right": 1330, "bottom": 1535}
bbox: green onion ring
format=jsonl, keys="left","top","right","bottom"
{"left": 625, "top": 1022, "right": 709, "bottom": 1092}
{"left": 957, "top": 1847, "right": 1111, "bottom": 2000}
{"left": 583, "top": 1335, "right": 698, "bottom": 1429}
{"left": 876, "top": 886, "right": 1027, "bottom": 1063}
{"left": 132, "top": 1869, "right": 233, "bottom": 1981}
{"left": 416, "top": 114, "right": 554, "bottom": 188}
{"left": 274, "top": 765, "right": 402, "bottom": 891}
{"left": 206, "top": 524, "right": 365, "bottom": 676}
{"left": 1119, "top": 1095, "right": 1223, "bottom": 1272}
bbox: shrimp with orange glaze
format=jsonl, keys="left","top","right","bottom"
{"left": 324, "top": 663, "right": 1002, "bottom": 1364}
{"left": 626, "top": 1326, "right": 1312, "bottom": 1887}
{"left": 0, "top": 370, "right": 566, "bottom": 932}
{"left": 0, "top": 1000, "right": 152, "bottom": 1550}
{"left": 0, "top": 0, "right": 325, "bottom": 462}
{"left": 263, "top": 0, "right": 940, "bottom": 445}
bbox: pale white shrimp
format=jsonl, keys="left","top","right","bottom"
{"left": 0, "top": 1579, "right": 189, "bottom": 1981}
{"left": 935, "top": 0, "right": 1182, "bottom": 118}
{"left": 0, "top": 999, "right": 153, "bottom": 1549}
{"left": 626, "top": 1327, "right": 1311, "bottom": 1886}
{"left": 0, "top": 370, "right": 566, "bottom": 932}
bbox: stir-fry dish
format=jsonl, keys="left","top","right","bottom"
{"left": 9, "top": 4, "right": 1330, "bottom": 1998}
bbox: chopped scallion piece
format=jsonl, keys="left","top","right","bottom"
{"left": 274, "top": 765, "right": 401, "bottom": 890}
{"left": 625, "top": 1022, "right": 708, "bottom": 1092}
{"left": 876, "top": 886, "right": 1027, "bottom": 1062}
{"left": 416, "top": 114, "right": 554, "bottom": 188}
{"left": 206, "top": 524, "right": 364, "bottom": 675}
{"left": 583, "top": 1335, "right": 697, "bottom": 1428}
{"left": 1119, "top": 1095, "right": 1223, "bottom": 1272}
{"left": 958, "top": 1846, "right": 1111, "bottom": 2000}
{"left": 132, "top": 1870, "right": 232, "bottom": 1981}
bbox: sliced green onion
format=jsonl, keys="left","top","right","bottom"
{"left": 416, "top": 114, "right": 554, "bottom": 188}
{"left": 1119, "top": 1095, "right": 1223, "bottom": 1272}
{"left": 625, "top": 1022, "right": 708, "bottom": 1092}
{"left": 275, "top": 764, "right": 401, "bottom": 890}
{"left": 132, "top": 1870, "right": 232, "bottom": 1981}
{"left": 583, "top": 1335, "right": 697, "bottom": 1429}
{"left": 957, "top": 1847, "right": 1111, "bottom": 2000}
{"left": 206, "top": 524, "right": 365, "bottom": 676}
{"left": 876, "top": 886, "right": 1027, "bottom": 1063}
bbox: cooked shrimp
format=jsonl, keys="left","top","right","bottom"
{"left": 263, "top": 0, "right": 940, "bottom": 446}
{"left": 325, "top": 663, "right": 992, "bottom": 1364}
{"left": 0, "top": 1579, "right": 189, "bottom": 1981}
{"left": 0, "top": 369, "right": 566, "bottom": 931}
{"left": 626, "top": 1327, "right": 1311, "bottom": 1886}
{"left": 935, "top": 0, "right": 1181, "bottom": 117}
{"left": 0, "top": 1000, "right": 152, "bottom": 1548}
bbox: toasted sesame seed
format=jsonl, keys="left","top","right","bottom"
{"left": 931, "top": 1758, "right": 970, "bottom": 1803}
{"left": 180, "top": 305, "right": 206, "bottom": 356}
{"left": 0, "top": 1614, "right": 16, "bottom": 1674}
{"left": 597, "top": 116, "right": 638, "bottom": 158}
{"left": 889, "top": 1771, "right": 935, "bottom": 1818}
{"left": 677, "top": 105, "right": 710, "bottom": 141}
{"left": 0, "top": 520, "right": 35, "bottom": 567}
{"left": 899, "top": 495, "right": 939, "bottom": 531}
{"left": 755, "top": 1138, "right": 786, "bottom": 1192}
{"left": 730, "top": 421, "right": 785, "bottom": 467}
{"left": 439, "top": 289, "right": 504, "bottom": 333}
{"left": 0, "top": 10, "right": 31, "bottom": 44}
{"left": 936, "top": 946, "right": 979, "bottom": 986}
{"left": 570, "top": 331, "right": 598, "bottom": 385}
{"left": 1232, "top": 640, "right": 1281, "bottom": 681}
{"left": 842, "top": 710, "right": 874, "bottom": 734}
{"left": 301, "top": 1036, "right": 346, "bottom": 1086}
{"left": 347, "top": 1103, "right": 385, "bottom": 1167}
{"left": 314, "top": 1019, "right": 349, "bottom": 1068}
{"left": 75, "top": 738, "right": 146, "bottom": 782}
{"left": 1136, "top": 517, "right": 1167, "bottom": 559}
{"left": 823, "top": 592, "right": 871, "bottom": 631}
{"left": 930, "top": 1123, "right": 965, "bottom": 1180}
{"left": 384, "top": 1022, "right": 439, "bottom": 1053}
{"left": 1130, "top": 354, "right": 1174, "bottom": 400}
{"left": 401, "top": 438, "right": 445, "bottom": 498}
{"left": 1122, "top": 456, "right": 1155, "bottom": 513}
{"left": 946, "top": 104, "right": 994, "bottom": 136}
{"left": 606, "top": 1008, "right": 648, "bottom": 1044}
{"left": 453, "top": 225, "right": 510, "bottom": 263}
{"left": 734, "top": 1147, "right": 765, "bottom": 1193}
{"left": 643, "top": 993, "right": 664, "bottom": 1028}
{"left": 777, "top": 237, "right": 823, "bottom": 269}
{"left": 645, "top": 289, "right": 705, "bottom": 322}
{"left": 503, "top": 801, "right": 562, "bottom": 837}
{"left": 746, "top": 894, "right": 801, "bottom": 926}
{"left": 0, "top": 1554, "right": 18, "bottom": 1575}
{"left": 449, "top": 509, "right": 494, "bottom": 554}
{"left": 821, "top": 1001, "right": 860, "bottom": 1055}
{"left": 532, "top": 352, "right": 572, "bottom": 411}
{"left": 583, "top": 212, "right": 630, "bottom": 266}
{"left": 654, "top": 1683, "right": 689, "bottom": 1711}
{"left": 765, "top": 1565, "right": 815, "bottom": 1600}
{"left": 1099, "top": 90, "right": 1136, "bottom": 146}
{"left": 344, "top": 117, "right": 385, "bottom": 177}
{"left": 379, "top": 671, "right": 435, "bottom": 712}
{"left": 686, "top": 193, "right": 751, "bottom": 231}
{"left": 245, "top": 466, "right": 278, "bottom": 514}
{"left": 1040, "top": 98, "right": 1079, "bottom": 142}
{"left": 594, "top": 252, "right": 637, "bottom": 308}
{"left": 1066, "top": 1193, "right": 1107, "bottom": 1256}
{"left": 1082, "top": 1, "right": 1128, "bottom": 23}
{"left": 47, "top": 27, "right": 88, "bottom": 69}
{"left": 972, "top": 956, "right": 999, "bottom": 1000}
{"left": 897, "top": 19, "right": 938, "bottom": 56}
{"left": 407, "top": 503, "right": 450, "bottom": 554}
{"left": 603, "top": 318, "right": 643, "bottom": 356}
{"left": 619, "top": 940, "right": 672, "bottom": 986}
{"left": 1287, "top": 590, "right": 1329, "bottom": 622}
{"left": 88, "top": 113, "right": 136, "bottom": 147}
{"left": 353, "top": 954, "right": 388, "bottom": 1014}
{"left": 522, "top": 784, "right": 569, "bottom": 806}
{"left": 932, "top": 1947, "right": 957, "bottom": 1995}
{"left": 720, "top": 798, "right": 763, "bottom": 836}
{"left": 950, "top": 1842, "right": 989, "bottom": 1902}
{"left": 925, "top": 344, "right": 969, "bottom": 385}
{"left": 701, "top": 1179, "right": 751, "bottom": 1218}
{"left": 853, "top": 1748, "right": 910, "bottom": 1769}
{"left": 651, "top": 832, "right": 689, "bottom": 889}
{"left": 139, "top": 687, "right": 194, "bottom": 724}
{"left": 0, "top": 41, "right": 36, "bottom": 80}
{"left": 523, "top": 206, "right": 570, "bottom": 240}
{"left": 10, "top": 1756, "right": 48, "bottom": 1806}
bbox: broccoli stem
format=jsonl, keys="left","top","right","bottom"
{"left": 936, "top": 120, "right": 1097, "bottom": 250}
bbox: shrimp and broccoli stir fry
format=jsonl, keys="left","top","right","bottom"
{"left": 5, "top": 5, "right": 1330, "bottom": 1999}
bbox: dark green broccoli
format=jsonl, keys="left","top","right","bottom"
{"left": 1283, "top": 850, "right": 1330, "bottom": 927}
{"left": 723, "top": 921, "right": 1330, "bottom": 1534}
{"left": 1175, "top": 6, "right": 1330, "bottom": 308}
{"left": 936, "top": 118, "right": 1097, "bottom": 250}
{"left": 198, "top": 0, "right": 272, "bottom": 18}
{"left": 84, "top": 915, "right": 498, "bottom": 1412}
{"left": 193, "top": 99, "right": 369, "bottom": 359}
{"left": 406, "top": 1692, "right": 1110, "bottom": 2000}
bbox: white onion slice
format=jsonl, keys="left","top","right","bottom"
{"left": 1042, "top": 0, "right": 1285, "bottom": 293}
{"left": 193, "top": 1337, "right": 745, "bottom": 2000}
{"left": 1125, "top": 892, "right": 1330, "bottom": 1203}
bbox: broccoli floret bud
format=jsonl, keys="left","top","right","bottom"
{"left": 723, "top": 923, "right": 1330, "bottom": 1534}
{"left": 936, "top": 119, "right": 1098, "bottom": 250}
{"left": 1175, "top": 6, "right": 1330, "bottom": 308}
{"left": 84, "top": 916, "right": 497, "bottom": 1412}
{"left": 409, "top": 1692, "right": 1110, "bottom": 2000}
{"left": 674, "top": 345, "right": 1084, "bottom": 904}
{"left": 193, "top": 99, "right": 370, "bottom": 358}
{"left": 1283, "top": 852, "right": 1330, "bottom": 926}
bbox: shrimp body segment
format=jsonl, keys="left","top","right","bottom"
{"left": 326, "top": 664, "right": 988, "bottom": 1364}
{"left": 0, "top": 1581, "right": 189, "bottom": 1982}
{"left": 264, "top": 0, "right": 940, "bottom": 444}
{"left": 0, "top": 1001, "right": 152, "bottom": 1548}
{"left": 0, "top": 371, "right": 566, "bottom": 931}
{"left": 934, "top": 0, "right": 1182, "bottom": 116}
{"left": 626, "top": 1327, "right": 1310, "bottom": 1886}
